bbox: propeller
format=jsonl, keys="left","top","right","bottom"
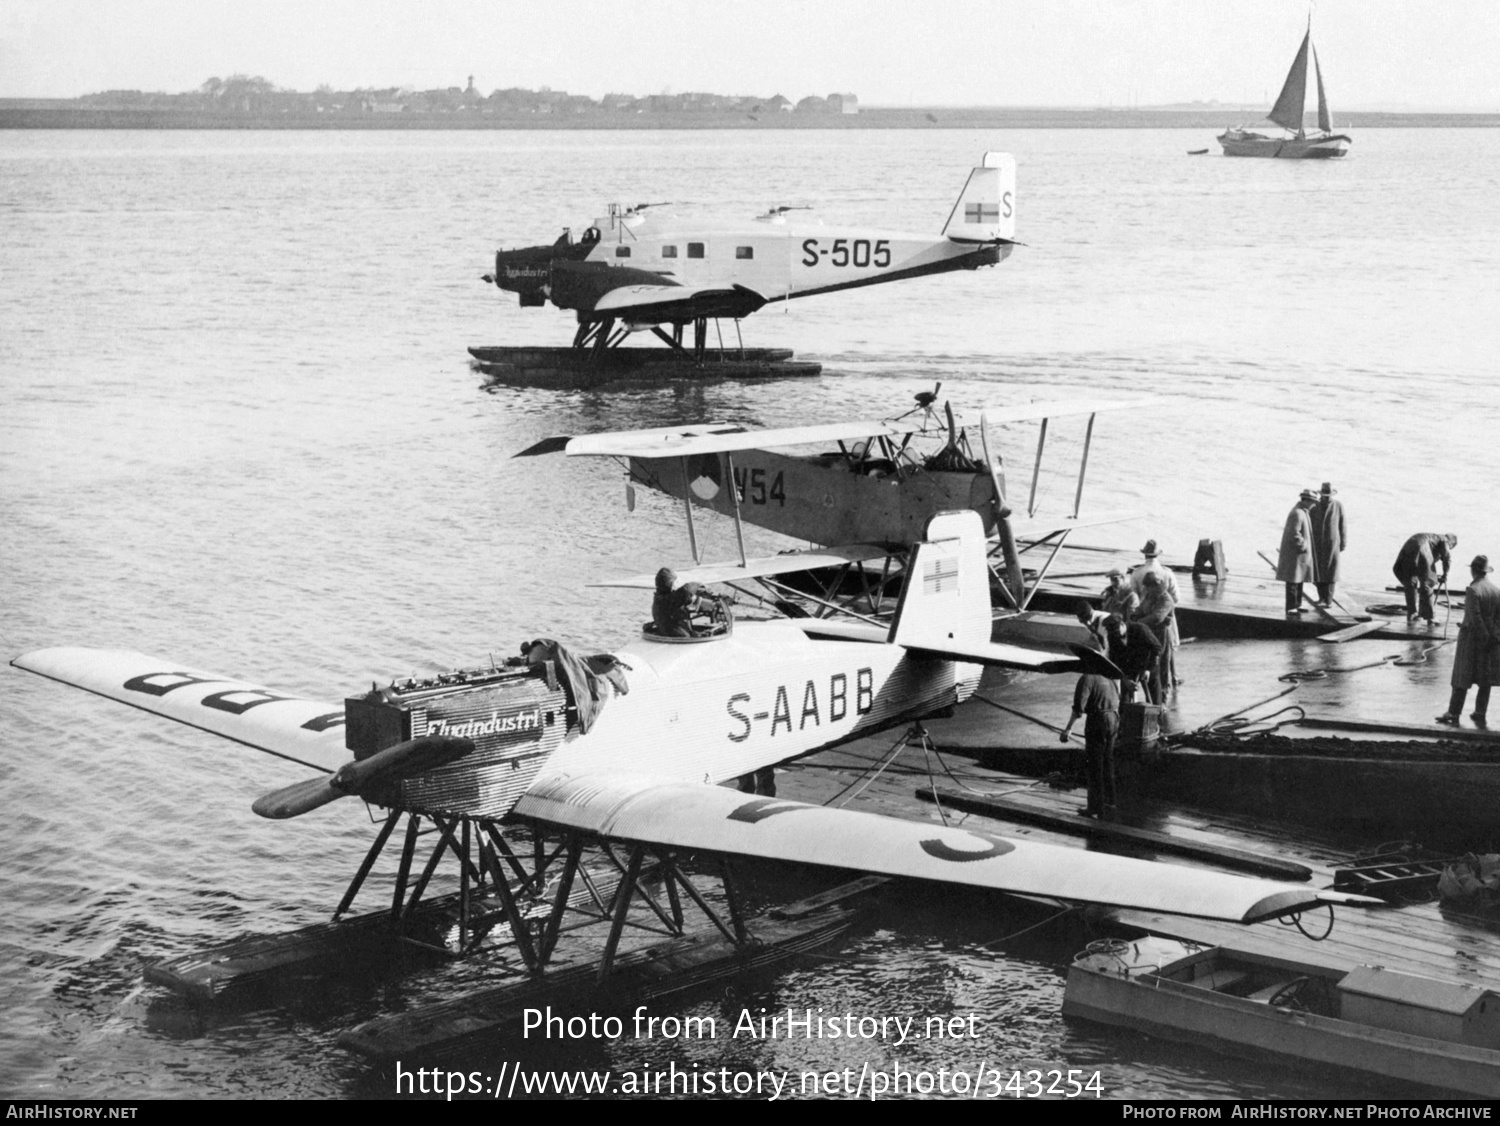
{"left": 251, "top": 735, "right": 476, "bottom": 820}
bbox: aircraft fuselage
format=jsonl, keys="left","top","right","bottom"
{"left": 628, "top": 449, "right": 999, "bottom": 550}
{"left": 492, "top": 213, "right": 1011, "bottom": 325}
{"left": 512, "top": 620, "right": 978, "bottom": 799}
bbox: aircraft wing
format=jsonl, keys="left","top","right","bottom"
{"left": 10, "top": 647, "right": 349, "bottom": 773}
{"left": 514, "top": 772, "right": 1373, "bottom": 925}
{"left": 593, "top": 282, "right": 769, "bottom": 324}
{"left": 520, "top": 420, "right": 903, "bottom": 461}
{"left": 1007, "top": 513, "right": 1143, "bottom": 541}
{"left": 971, "top": 398, "right": 1156, "bottom": 426}
{"left": 591, "top": 545, "right": 891, "bottom": 588}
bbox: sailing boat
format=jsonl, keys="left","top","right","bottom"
{"left": 1218, "top": 22, "right": 1352, "bottom": 158}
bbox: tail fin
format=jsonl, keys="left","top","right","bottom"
{"left": 940, "top": 152, "right": 1015, "bottom": 243}
{"left": 887, "top": 510, "right": 993, "bottom": 651}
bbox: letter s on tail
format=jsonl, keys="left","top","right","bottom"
{"left": 941, "top": 152, "right": 1015, "bottom": 243}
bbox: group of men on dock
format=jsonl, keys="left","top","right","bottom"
{"left": 1062, "top": 539, "right": 1181, "bottom": 818}
{"left": 1275, "top": 482, "right": 1347, "bottom": 614}
{"left": 1273, "top": 487, "right": 1499, "bottom": 730}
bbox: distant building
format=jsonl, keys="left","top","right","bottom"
{"left": 767, "top": 94, "right": 793, "bottom": 113}
{"left": 831, "top": 93, "right": 858, "bottom": 114}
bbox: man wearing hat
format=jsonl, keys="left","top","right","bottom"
{"left": 1310, "top": 482, "right": 1347, "bottom": 607}
{"left": 1275, "top": 490, "right": 1318, "bottom": 614}
{"left": 1130, "top": 540, "right": 1180, "bottom": 685}
{"left": 1437, "top": 554, "right": 1500, "bottom": 728}
{"left": 1392, "top": 532, "right": 1458, "bottom": 624}
{"left": 1099, "top": 566, "right": 1139, "bottom": 620}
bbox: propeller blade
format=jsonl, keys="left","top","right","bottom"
{"left": 251, "top": 735, "right": 476, "bottom": 820}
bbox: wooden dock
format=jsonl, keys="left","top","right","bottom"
{"left": 1028, "top": 544, "right": 1465, "bottom": 642}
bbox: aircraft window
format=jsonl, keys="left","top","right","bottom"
{"left": 615, "top": 246, "right": 631, "bottom": 258}
{"left": 736, "top": 246, "right": 754, "bottom": 260}
{"left": 687, "top": 243, "right": 705, "bottom": 259}
{"left": 662, "top": 245, "right": 678, "bottom": 258}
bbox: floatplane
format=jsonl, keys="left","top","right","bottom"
{"left": 12, "top": 506, "right": 1374, "bottom": 1059}
{"left": 516, "top": 389, "right": 1143, "bottom": 619}
{"left": 482, "top": 153, "right": 1016, "bottom": 356}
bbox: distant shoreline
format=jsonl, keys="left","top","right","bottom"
{"left": 2, "top": 105, "right": 1496, "bottom": 130}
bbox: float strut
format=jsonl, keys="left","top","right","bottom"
{"left": 539, "top": 836, "right": 583, "bottom": 963}
{"left": 334, "top": 809, "right": 400, "bottom": 921}
{"left": 390, "top": 813, "right": 421, "bottom": 921}
{"left": 598, "top": 845, "right": 646, "bottom": 982}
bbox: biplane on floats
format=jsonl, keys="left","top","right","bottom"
{"left": 12, "top": 507, "right": 1374, "bottom": 1050}
{"left": 482, "top": 153, "right": 1016, "bottom": 356}
{"left": 515, "top": 390, "right": 1145, "bottom": 622}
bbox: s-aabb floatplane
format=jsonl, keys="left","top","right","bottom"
{"left": 12, "top": 512, "right": 1375, "bottom": 1061}
{"left": 516, "top": 389, "right": 1145, "bottom": 633}
{"left": 470, "top": 153, "right": 1017, "bottom": 386}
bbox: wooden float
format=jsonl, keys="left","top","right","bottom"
{"left": 469, "top": 345, "right": 822, "bottom": 389}
{"left": 338, "top": 905, "right": 856, "bottom": 1063}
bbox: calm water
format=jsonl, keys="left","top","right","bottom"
{"left": 1, "top": 128, "right": 1497, "bottom": 1100}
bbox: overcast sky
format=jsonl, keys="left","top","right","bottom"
{"left": 2, "top": 0, "right": 1496, "bottom": 110}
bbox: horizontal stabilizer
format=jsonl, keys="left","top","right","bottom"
{"left": 592, "top": 544, "right": 891, "bottom": 588}
{"left": 515, "top": 772, "right": 1368, "bottom": 925}
{"left": 11, "top": 647, "right": 349, "bottom": 773}
{"left": 900, "top": 638, "right": 1085, "bottom": 674}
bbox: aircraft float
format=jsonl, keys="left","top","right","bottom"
{"left": 483, "top": 153, "right": 1017, "bottom": 355}
{"left": 12, "top": 508, "right": 1373, "bottom": 1058}
{"left": 517, "top": 390, "right": 1144, "bottom": 614}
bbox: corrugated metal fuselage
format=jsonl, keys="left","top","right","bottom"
{"left": 580, "top": 213, "right": 1009, "bottom": 307}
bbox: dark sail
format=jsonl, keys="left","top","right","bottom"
{"left": 1268, "top": 28, "right": 1312, "bottom": 134}
{"left": 1313, "top": 45, "right": 1333, "bottom": 133}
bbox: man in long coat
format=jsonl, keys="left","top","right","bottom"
{"left": 1392, "top": 532, "right": 1457, "bottom": 624}
{"left": 1309, "top": 482, "right": 1347, "bottom": 607}
{"left": 1276, "top": 490, "right": 1318, "bottom": 614}
{"left": 1437, "top": 554, "right": 1500, "bottom": 729}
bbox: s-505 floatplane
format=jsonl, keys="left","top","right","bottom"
{"left": 12, "top": 510, "right": 1374, "bottom": 1057}
{"left": 483, "top": 153, "right": 1017, "bottom": 355}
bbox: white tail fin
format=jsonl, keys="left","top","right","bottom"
{"left": 887, "top": 510, "right": 993, "bottom": 651}
{"left": 941, "top": 152, "right": 1015, "bottom": 243}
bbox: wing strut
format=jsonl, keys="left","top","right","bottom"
{"left": 726, "top": 452, "right": 748, "bottom": 566}
{"left": 1073, "top": 412, "right": 1097, "bottom": 520}
{"left": 1028, "top": 417, "right": 1048, "bottom": 518}
{"left": 680, "top": 455, "right": 701, "bottom": 564}
{"left": 980, "top": 417, "right": 1025, "bottom": 607}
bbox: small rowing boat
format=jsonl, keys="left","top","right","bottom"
{"left": 1063, "top": 935, "right": 1500, "bottom": 1097}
